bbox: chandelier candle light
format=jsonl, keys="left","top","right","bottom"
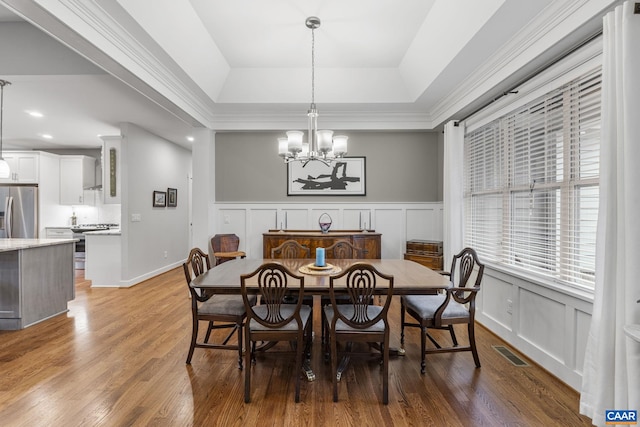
{"left": 0, "top": 79, "right": 11, "bottom": 179}
{"left": 278, "top": 17, "right": 348, "bottom": 166}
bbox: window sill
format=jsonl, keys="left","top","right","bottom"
{"left": 483, "top": 262, "right": 595, "bottom": 304}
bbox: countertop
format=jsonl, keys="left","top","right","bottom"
{"left": 84, "top": 229, "right": 121, "bottom": 236}
{"left": 0, "top": 238, "right": 79, "bottom": 252}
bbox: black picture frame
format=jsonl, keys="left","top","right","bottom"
{"left": 167, "top": 188, "right": 177, "bottom": 207}
{"left": 153, "top": 190, "right": 166, "bottom": 207}
{"left": 287, "top": 156, "right": 366, "bottom": 196}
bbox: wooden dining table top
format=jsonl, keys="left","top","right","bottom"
{"left": 190, "top": 258, "right": 450, "bottom": 295}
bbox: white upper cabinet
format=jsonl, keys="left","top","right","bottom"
{"left": 60, "top": 155, "right": 96, "bottom": 205}
{"left": 0, "top": 152, "right": 39, "bottom": 183}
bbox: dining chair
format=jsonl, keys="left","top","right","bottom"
{"left": 210, "top": 234, "right": 246, "bottom": 265}
{"left": 321, "top": 240, "right": 367, "bottom": 345}
{"left": 324, "top": 240, "right": 365, "bottom": 259}
{"left": 270, "top": 239, "right": 313, "bottom": 307}
{"left": 183, "top": 247, "right": 256, "bottom": 368}
{"left": 400, "top": 247, "right": 485, "bottom": 373}
{"left": 270, "top": 240, "right": 311, "bottom": 259}
{"left": 324, "top": 262, "right": 394, "bottom": 404}
{"left": 240, "top": 262, "right": 313, "bottom": 403}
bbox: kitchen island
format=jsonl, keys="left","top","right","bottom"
{"left": 0, "top": 238, "right": 76, "bottom": 330}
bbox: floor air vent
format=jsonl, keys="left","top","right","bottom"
{"left": 493, "top": 345, "right": 529, "bottom": 366}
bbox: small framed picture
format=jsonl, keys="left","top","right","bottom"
{"left": 153, "top": 190, "right": 166, "bottom": 207}
{"left": 167, "top": 188, "right": 177, "bottom": 207}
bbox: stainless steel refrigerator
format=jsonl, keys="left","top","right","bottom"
{"left": 0, "top": 184, "right": 38, "bottom": 238}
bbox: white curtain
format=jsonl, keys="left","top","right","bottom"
{"left": 443, "top": 120, "right": 465, "bottom": 269}
{"left": 580, "top": 2, "right": 640, "bottom": 425}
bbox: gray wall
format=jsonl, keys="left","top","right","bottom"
{"left": 120, "top": 123, "right": 191, "bottom": 281}
{"left": 215, "top": 131, "right": 441, "bottom": 202}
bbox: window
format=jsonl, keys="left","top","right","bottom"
{"left": 464, "top": 69, "right": 601, "bottom": 289}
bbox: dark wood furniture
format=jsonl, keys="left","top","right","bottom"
{"left": 324, "top": 240, "right": 365, "bottom": 259}
{"left": 240, "top": 262, "right": 313, "bottom": 403}
{"left": 401, "top": 247, "right": 485, "bottom": 373}
{"left": 190, "top": 258, "right": 448, "bottom": 382}
{"left": 263, "top": 230, "right": 381, "bottom": 259}
{"left": 211, "top": 234, "right": 246, "bottom": 265}
{"left": 324, "top": 263, "right": 394, "bottom": 404}
{"left": 320, "top": 239, "right": 366, "bottom": 342}
{"left": 270, "top": 240, "right": 311, "bottom": 258}
{"left": 403, "top": 239, "right": 443, "bottom": 270}
{"left": 182, "top": 248, "right": 256, "bottom": 368}
{"left": 190, "top": 258, "right": 449, "bottom": 296}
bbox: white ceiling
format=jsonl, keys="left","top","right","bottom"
{"left": 0, "top": 0, "right": 610, "bottom": 151}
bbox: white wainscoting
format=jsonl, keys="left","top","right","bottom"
{"left": 211, "top": 202, "right": 443, "bottom": 259}
{"left": 476, "top": 266, "right": 593, "bottom": 390}
{"left": 212, "top": 201, "right": 593, "bottom": 391}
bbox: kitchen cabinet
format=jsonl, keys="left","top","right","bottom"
{"left": 60, "top": 156, "right": 96, "bottom": 205}
{"left": 45, "top": 227, "right": 73, "bottom": 239}
{"left": 0, "top": 152, "right": 39, "bottom": 183}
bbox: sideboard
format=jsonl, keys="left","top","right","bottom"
{"left": 263, "top": 230, "right": 381, "bottom": 259}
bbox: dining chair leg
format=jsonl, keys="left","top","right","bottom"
{"left": 237, "top": 323, "right": 243, "bottom": 370}
{"left": 186, "top": 315, "right": 199, "bottom": 364}
{"left": 295, "top": 330, "right": 304, "bottom": 403}
{"left": 244, "top": 326, "right": 252, "bottom": 403}
{"left": 305, "top": 319, "right": 313, "bottom": 361}
{"left": 469, "top": 321, "right": 481, "bottom": 368}
{"left": 331, "top": 333, "right": 339, "bottom": 402}
{"left": 420, "top": 325, "right": 427, "bottom": 374}
{"left": 400, "top": 300, "right": 406, "bottom": 349}
{"left": 382, "top": 336, "right": 389, "bottom": 404}
{"left": 448, "top": 325, "right": 459, "bottom": 346}
{"left": 204, "top": 321, "right": 214, "bottom": 343}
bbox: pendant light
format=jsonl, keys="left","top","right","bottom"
{"left": 0, "top": 79, "right": 11, "bottom": 179}
{"left": 277, "top": 17, "right": 348, "bottom": 166}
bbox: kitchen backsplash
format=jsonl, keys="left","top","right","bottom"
{"left": 72, "top": 203, "right": 121, "bottom": 226}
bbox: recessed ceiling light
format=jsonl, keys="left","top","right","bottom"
{"left": 187, "top": 136, "right": 194, "bottom": 142}
{"left": 41, "top": 134, "right": 53, "bottom": 139}
{"left": 26, "top": 110, "right": 44, "bottom": 118}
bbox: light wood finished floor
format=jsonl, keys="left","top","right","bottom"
{"left": 0, "top": 268, "right": 592, "bottom": 426}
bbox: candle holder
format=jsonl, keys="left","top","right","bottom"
{"left": 319, "top": 212, "right": 332, "bottom": 233}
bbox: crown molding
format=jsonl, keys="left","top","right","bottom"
{"left": 210, "top": 110, "right": 433, "bottom": 131}
{"left": 429, "top": 0, "right": 612, "bottom": 126}
{"left": 3, "top": 0, "right": 216, "bottom": 126}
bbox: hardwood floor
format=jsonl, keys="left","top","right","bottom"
{"left": 0, "top": 268, "right": 592, "bottom": 426}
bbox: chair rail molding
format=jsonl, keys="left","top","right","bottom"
{"left": 212, "top": 202, "right": 444, "bottom": 261}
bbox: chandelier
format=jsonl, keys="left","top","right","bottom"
{"left": 0, "top": 79, "right": 11, "bottom": 179}
{"left": 278, "top": 17, "right": 348, "bottom": 166}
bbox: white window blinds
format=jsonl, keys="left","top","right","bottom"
{"left": 464, "top": 68, "right": 601, "bottom": 288}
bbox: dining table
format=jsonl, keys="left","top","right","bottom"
{"left": 190, "top": 258, "right": 450, "bottom": 295}
{"left": 190, "top": 258, "right": 451, "bottom": 380}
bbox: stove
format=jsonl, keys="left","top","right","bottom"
{"left": 71, "top": 224, "right": 119, "bottom": 269}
